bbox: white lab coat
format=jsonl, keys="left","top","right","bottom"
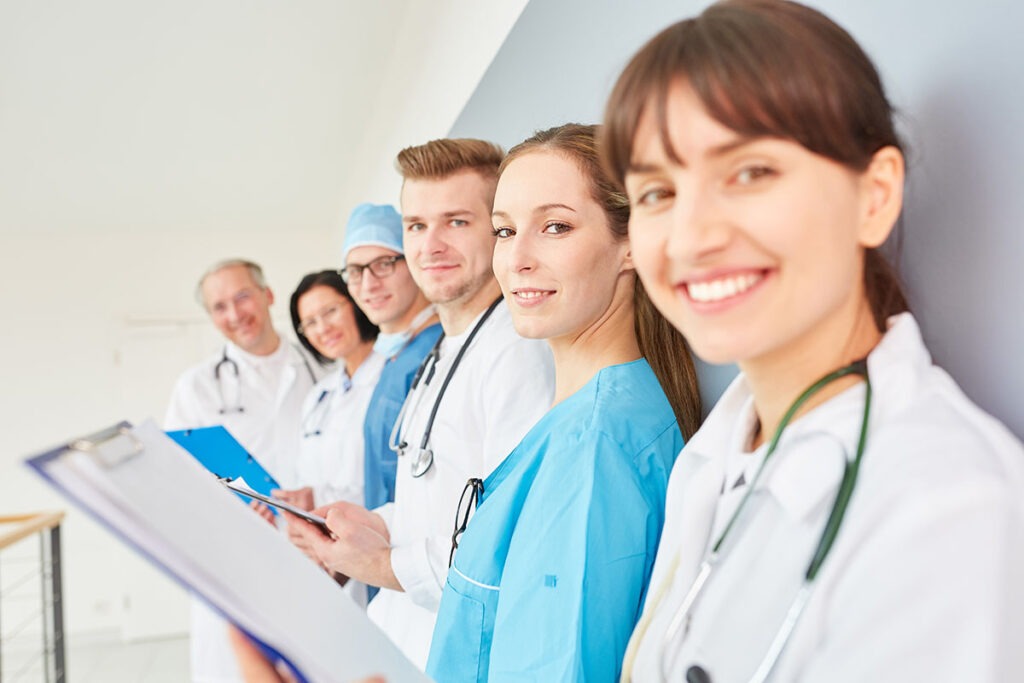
{"left": 164, "top": 337, "right": 320, "bottom": 683}
{"left": 627, "top": 313, "right": 1024, "bottom": 682}
{"left": 367, "top": 301, "right": 555, "bottom": 669}
{"left": 293, "top": 352, "right": 385, "bottom": 610}
{"left": 294, "top": 352, "right": 385, "bottom": 508}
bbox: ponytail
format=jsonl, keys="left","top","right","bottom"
{"left": 864, "top": 247, "right": 909, "bottom": 332}
{"left": 634, "top": 280, "right": 702, "bottom": 439}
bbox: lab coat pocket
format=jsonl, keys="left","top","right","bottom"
{"left": 428, "top": 565, "right": 499, "bottom": 683}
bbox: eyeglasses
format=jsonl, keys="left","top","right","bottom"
{"left": 339, "top": 254, "right": 405, "bottom": 285}
{"left": 449, "top": 477, "right": 484, "bottom": 567}
{"left": 208, "top": 289, "right": 257, "bottom": 317}
{"left": 297, "top": 302, "right": 346, "bottom": 336}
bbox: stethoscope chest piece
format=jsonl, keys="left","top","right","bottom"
{"left": 410, "top": 448, "right": 434, "bottom": 478}
{"left": 214, "top": 349, "right": 245, "bottom": 415}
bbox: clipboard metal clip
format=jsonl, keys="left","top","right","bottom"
{"left": 68, "top": 422, "right": 144, "bottom": 468}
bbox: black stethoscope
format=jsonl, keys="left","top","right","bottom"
{"left": 389, "top": 296, "right": 503, "bottom": 478}
{"left": 214, "top": 344, "right": 316, "bottom": 415}
{"left": 621, "top": 358, "right": 872, "bottom": 683}
{"left": 302, "top": 372, "right": 353, "bottom": 438}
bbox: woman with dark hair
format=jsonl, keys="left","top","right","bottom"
{"left": 274, "top": 270, "right": 381, "bottom": 515}
{"left": 425, "top": 123, "right": 701, "bottom": 682}
{"left": 600, "top": 1, "right": 1024, "bottom": 680}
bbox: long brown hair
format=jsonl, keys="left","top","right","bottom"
{"left": 503, "top": 123, "right": 702, "bottom": 438}
{"left": 600, "top": 0, "right": 909, "bottom": 331}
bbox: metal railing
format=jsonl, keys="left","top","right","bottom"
{"left": 0, "top": 512, "right": 65, "bottom": 683}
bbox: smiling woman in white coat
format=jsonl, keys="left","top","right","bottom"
{"left": 276, "top": 270, "right": 383, "bottom": 513}
{"left": 600, "top": 1, "right": 1024, "bottom": 681}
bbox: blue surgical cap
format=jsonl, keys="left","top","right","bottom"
{"left": 341, "top": 203, "right": 403, "bottom": 262}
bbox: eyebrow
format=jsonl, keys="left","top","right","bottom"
{"left": 492, "top": 203, "right": 577, "bottom": 220}
{"left": 627, "top": 135, "right": 769, "bottom": 174}
{"left": 403, "top": 209, "right": 474, "bottom": 223}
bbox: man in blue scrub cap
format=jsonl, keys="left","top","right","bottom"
{"left": 339, "top": 203, "right": 442, "bottom": 520}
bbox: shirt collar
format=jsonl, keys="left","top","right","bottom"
{"left": 682, "top": 313, "right": 933, "bottom": 522}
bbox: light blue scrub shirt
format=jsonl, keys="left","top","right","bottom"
{"left": 362, "top": 323, "right": 443, "bottom": 512}
{"left": 426, "top": 359, "right": 683, "bottom": 682}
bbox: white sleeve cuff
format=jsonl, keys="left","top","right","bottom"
{"left": 373, "top": 502, "right": 395, "bottom": 528}
{"left": 390, "top": 537, "right": 446, "bottom": 612}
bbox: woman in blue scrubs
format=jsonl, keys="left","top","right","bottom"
{"left": 425, "top": 124, "right": 702, "bottom": 682}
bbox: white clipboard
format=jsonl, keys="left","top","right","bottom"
{"left": 26, "top": 420, "right": 428, "bottom": 683}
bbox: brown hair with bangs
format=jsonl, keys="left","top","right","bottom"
{"left": 395, "top": 138, "right": 504, "bottom": 181}
{"left": 503, "top": 123, "right": 702, "bottom": 438}
{"left": 600, "top": 0, "right": 908, "bottom": 330}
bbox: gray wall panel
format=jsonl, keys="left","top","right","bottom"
{"left": 451, "top": 0, "right": 1024, "bottom": 437}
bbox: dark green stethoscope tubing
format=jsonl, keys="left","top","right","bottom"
{"left": 710, "top": 358, "right": 872, "bottom": 582}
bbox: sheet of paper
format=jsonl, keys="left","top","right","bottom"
{"left": 28, "top": 420, "right": 429, "bottom": 683}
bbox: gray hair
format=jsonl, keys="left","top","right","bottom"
{"left": 195, "top": 258, "right": 268, "bottom": 306}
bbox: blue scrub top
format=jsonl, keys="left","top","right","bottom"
{"left": 363, "top": 323, "right": 443, "bottom": 511}
{"left": 426, "top": 359, "right": 683, "bottom": 682}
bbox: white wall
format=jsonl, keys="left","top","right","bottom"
{"left": 0, "top": 228, "right": 325, "bottom": 638}
{"left": 0, "top": 0, "right": 527, "bottom": 642}
{"left": 330, "top": 0, "right": 530, "bottom": 255}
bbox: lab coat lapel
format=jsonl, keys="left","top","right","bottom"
{"left": 275, "top": 355, "right": 299, "bottom": 411}
{"left": 674, "top": 452, "right": 726, "bottom": 578}
{"left": 667, "top": 374, "right": 751, "bottom": 579}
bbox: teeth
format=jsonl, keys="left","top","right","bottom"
{"left": 515, "top": 290, "right": 548, "bottom": 299}
{"left": 687, "top": 273, "right": 762, "bottom": 303}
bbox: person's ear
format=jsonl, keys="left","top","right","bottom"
{"left": 620, "top": 245, "right": 635, "bottom": 273}
{"left": 858, "top": 145, "right": 905, "bottom": 248}
{"left": 265, "top": 287, "right": 275, "bottom": 307}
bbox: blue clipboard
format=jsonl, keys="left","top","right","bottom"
{"left": 165, "top": 426, "right": 279, "bottom": 508}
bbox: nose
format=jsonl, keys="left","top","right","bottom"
{"left": 223, "top": 300, "right": 243, "bottom": 324}
{"left": 665, "top": 181, "right": 731, "bottom": 264}
{"left": 420, "top": 225, "right": 448, "bottom": 256}
{"left": 500, "top": 228, "right": 538, "bottom": 276}
{"left": 359, "top": 269, "right": 383, "bottom": 292}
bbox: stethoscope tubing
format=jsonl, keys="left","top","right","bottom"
{"left": 389, "top": 296, "right": 503, "bottom": 478}
{"left": 621, "top": 358, "right": 872, "bottom": 683}
{"left": 213, "top": 344, "right": 317, "bottom": 416}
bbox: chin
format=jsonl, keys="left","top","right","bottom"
{"left": 681, "top": 333, "right": 747, "bottom": 367}
{"left": 509, "top": 318, "right": 548, "bottom": 340}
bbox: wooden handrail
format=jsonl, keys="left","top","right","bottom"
{"left": 0, "top": 511, "right": 65, "bottom": 550}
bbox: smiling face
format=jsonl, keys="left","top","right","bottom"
{"left": 492, "top": 150, "right": 632, "bottom": 342}
{"left": 344, "top": 245, "right": 422, "bottom": 333}
{"left": 201, "top": 264, "right": 277, "bottom": 355}
{"left": 296, "top": 285, "right": 364, "bottom": 362}
{"left": 400, "top": 169, "right": 498, "bottom": 307}
{"left": 625, "top": 80, "right": 885, "bottom": 371}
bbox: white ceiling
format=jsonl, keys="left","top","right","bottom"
{"left": 0, "top": 0, "right": 529, "bottom": 237}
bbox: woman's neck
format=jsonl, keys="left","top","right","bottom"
{"left": 547, "top": 287, "right": 640, "bottom": 407}
{"left": 743, "top": 300, "right": 881, "bottom": 449}
{"left": 343, "top": 340, "right": 375, "bottom": 378}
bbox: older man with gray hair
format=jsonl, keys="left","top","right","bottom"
{"left": 165, "top": 258, "right": 320, "bottom": 683}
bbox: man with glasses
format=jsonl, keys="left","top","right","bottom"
{"left": 165, "top": 258, "right": 321, "bottom": 683}
{"left": 339, "top": 203, "right": 443, "bottom": 516}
